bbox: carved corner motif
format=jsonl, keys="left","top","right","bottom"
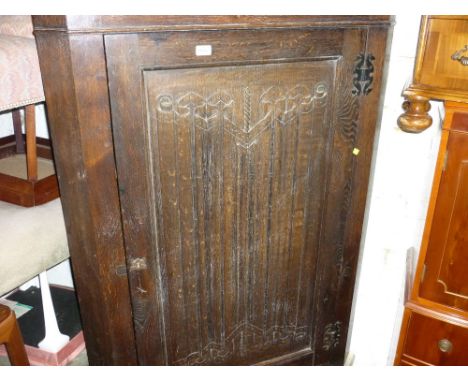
{"left": 437, "top": 277, "right": 468, "bottom": 300}
{"left": 322, "top": 321, "right": 341, "bottom": 351}
{"left": 397, "top": 92, "right": 432, "bottom": 133}
{"left": 174, "top": 322, "right": 308, "bottom": 365}
{"left": 352, "top": 53, "right": 375, "bottom": 96}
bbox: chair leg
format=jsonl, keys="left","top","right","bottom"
{"left": 25, "top": 105, "right": 38, "bottom": 182}
{"left": 0, "top": 304, "right": 29, "bottom": 366}
{"left": 37, "top": 271, "right": 69, "bottom": 352}
{"left": 12, "top": 109, "right": 25, "bottom": 154}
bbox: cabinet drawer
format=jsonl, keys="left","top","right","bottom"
{"left": 416, "top": 16, "right": 468, "bottom": 93}
{"left": 401, "top": 312, "right": 468, "bottom": 366}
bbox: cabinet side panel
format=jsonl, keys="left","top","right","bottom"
{"left": 34, "top": 32, "right": 138, "bottom": 365}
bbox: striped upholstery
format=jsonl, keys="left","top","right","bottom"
{"left": 0, "top": 16, "right": 44, "bottom": 112}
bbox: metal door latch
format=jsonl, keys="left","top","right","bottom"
{"left": 129, "top": 257, "right": 147, "bottom": 272}
{"left": 115, "top": 257, "right": 148, "bottom": 276}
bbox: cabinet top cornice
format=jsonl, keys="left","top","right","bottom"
{"left": 32, "top": 15, "right": 394, "bottom": 34}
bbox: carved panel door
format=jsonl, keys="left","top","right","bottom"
{"left": 105, "top": 28, "right": 375, "bottom": 365}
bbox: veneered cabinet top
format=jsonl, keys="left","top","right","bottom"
{"left": 32, "top": 15, "right": 393, "bottom": 33}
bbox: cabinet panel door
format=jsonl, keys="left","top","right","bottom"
{"left": 420, "top": 130, "right": 468, "bottom": 310}
{"left": 105, "top": 28, "right": 372, "bottom": 365}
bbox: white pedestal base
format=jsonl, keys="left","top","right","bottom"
{"left": 38, "top": 271, "right": 70, "bottom": 353}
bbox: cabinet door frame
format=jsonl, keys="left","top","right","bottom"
{"left": 105, "top": 26, "right": 388, "bottom": 365}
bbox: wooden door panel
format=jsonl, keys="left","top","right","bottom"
{"left": 437, "top": 161, "right": 468, "bottom": 298}
{"left": 105, "top": 28, "right": 369, "bottom": 365}
{"left": 421, "top": 131, "right": 468, "bottom": 309}
{"left": 144, "top": 62, "right": 334, "bottom": 365}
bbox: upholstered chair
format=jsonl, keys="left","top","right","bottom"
{"left": 0, "top": 16, "right": 44, "bottom": 112}
{"left": 0, "top": 16, "right": 71, "bottom": 364}
{"left": 0, "top": 15, "right": 60, "bottom": 206}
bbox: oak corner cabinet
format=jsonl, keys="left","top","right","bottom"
{"left": 32, "top": 16, "right": 393, "bottom": 365}
{"left": 395, "top": 16, "right": 468, "bottom": 366}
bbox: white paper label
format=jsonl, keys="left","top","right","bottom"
{"left": 195, "top": 45, "right": 212, "bottom": 56}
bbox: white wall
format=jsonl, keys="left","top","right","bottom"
{"left": 0, "top": 103, "right": 49, "bottom": 138}
{"left": 347, "top": 14, "right": 443, "bottom": 365}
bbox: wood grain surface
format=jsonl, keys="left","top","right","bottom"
{"left": 33, "top": 16, "right": 392, "bottom": 365}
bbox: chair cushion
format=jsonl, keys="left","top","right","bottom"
{"left": 0, "top": 34, "right": 45, "bottom": 112}
{"left": 0, "top": 199, "right": 69, "bottom": 296}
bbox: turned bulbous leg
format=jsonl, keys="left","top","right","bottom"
{"left": 397, "top": 94, "right": 432, "bottom": 133}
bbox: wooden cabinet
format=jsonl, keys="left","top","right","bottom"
{"left": 416, "top": 17, "right": 468, "bottom": 99}
{"left": 31, "top": 16, "right": 392, "bottom": 365}
{"left": 396, "top": 16, "right": 468, "bottom": 366}
{"left": 398, "top": 16, "right": 468, "bottom": 133}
